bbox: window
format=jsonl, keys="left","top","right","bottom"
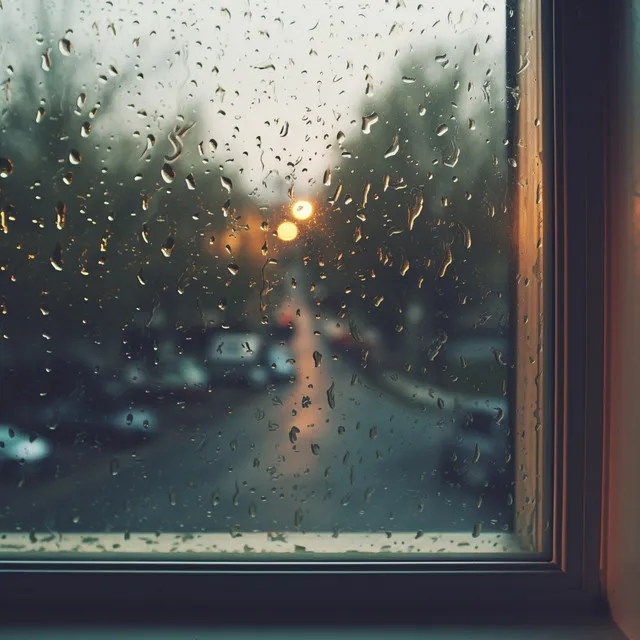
{"left": 0, "top": 0, "right": 606, "bottom": 621}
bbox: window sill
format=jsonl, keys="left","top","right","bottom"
{"left": 0, "top": 531, "right": 523, "bottom": 556}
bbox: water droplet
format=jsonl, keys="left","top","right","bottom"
{"left": 373, "top": 295, "right": 384, "bottom": 307}
{"left": 435, "top": 53, "right": 449, "bottom": 68}
{"left": 361, "top": 112, "right": 379, "bottom": 134}
{"left": 384, "top": 134, "right": 399, "bottom": 158}
{"left": 327, "top": 382, "right": 336, "bottom": 409}
{"left": 220, "top": 175, "right": 233, "bottom": 193}
{"left": 328, "top": 183, "right": 342, "bottom": 205}
{"left": 508, "top": 157, "right": 518, "bottom": 168}
{"left": 137, "top": 269, "right": 146, "bottom": 285}
{"left": 161, "top": 163, "right": 175, "bottom": 183}
{"left": 76, "top": 93, "right": 87, "bottom": 109}
{"left": 41, "top": 49, "right": 52, "bottom": 71}
{"left": 408, "top": 192, "right": 423, "bottom": 231}
{"left": 365, "top": 82, "right": 374, "bottom": 96}
{"left": 311, "top": 443, "right": 320, "bottom": 455}
{"left": 337, "top": 131, "right": 346, "bottom": 144}
{"left": 443, "top": 139, "right": 461, "bottom": 169}
{"left": 68, "top": 149, "right": 81, "bottom": 165}
{"left": 418, "top": 105, "right": 426, "bottom": 116}
{"left": 185, "top": 173, "right": 196, "bottom": 190}
{"left": 161, "top": 237, "right": 175, "bottom": 258}
{"left": 35, "top": 107, "right": 46, "bottom": 123}
{"left": 472, "top": 443, "right": 481, "bottom": 464}
{"left": 323, "top": 168, "right": 331, "bottom": 186}
{"left": 211, "top": 489, "right": 220, "bottom": 506}
{"left": 249, "top": 503, "right": 257, "bottom": 518}
{"left": 294, "top": 507, "right": 303, "bottom": 528}
{"left": 55, "top": 202, "right": 66, "bottom": 230}
{"left": 110, "top": 458, "right": 119, "bottom": 476}
{"left": 209, "top": 138, "right": 218, "bottom": 153}
{"left": 349, "top": 320, "right": 363, "bottom": 344}
{"left": 492, "top": 348, "right": 507, "bottom": 366}
{"left": 459, "top": 222, "right": 472, "bottom": 249}
{"left": 313, "top": 350, "right": 322, "bottom": 367}
{"left": 436, "top": 123, "right": 449, "bottom": 136}
{"left": 58, "top": 38, "right": 72, "bottom": 56}
{"left": 439, "top": 244, "right": 453, "bottom": 278}
{"left": 472, "top": 522, "right": 482, "bottom": 538}
{"left": 232, "top": 482, "right": 240, "bottom": 506}
{"left": 402, "top": 76, "right": 416, "bottom": 84}
{"left": 50, "top": 243, "right": 63, "bottom": 271}
{"left": 226, "top": 263, "right": 239, "bottom": 276}
{"left": 289, "top": 426, "right": 300, "bottom": 444}
{"left": 80, "top": 122, "right": 91, "bottom": 138}
{"left": 0, "top": 157, "right": 14, "bottom": 178}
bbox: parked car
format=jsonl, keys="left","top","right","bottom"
{"left": 207, "top": 325, "right": 296, "bottom": 387}
{"left": 118, "top": 323, "right": 296, "bottom": 393}
{"left": 0, "top": 359, "right": 159, "bottom": 447}
{"left": 437, "top": 396, "right": 512, "bottom": 496}
{"left": 436, "top": 335, "right": 513, "bottom": 497}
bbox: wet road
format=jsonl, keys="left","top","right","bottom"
{"left": 1, "top": 368, "right": 511, "bottom": 540}
{"left": 0, "top": 297, "right": 512, "bottom": 540}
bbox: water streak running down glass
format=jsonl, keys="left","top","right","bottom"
{"left": 0, "top": 0, "right": 547, "bottom": 556}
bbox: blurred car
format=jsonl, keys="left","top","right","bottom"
{"left": 437, "top": 396, "right": 512, "bottom": 497}
{"left": 0, "top": 359, "right": 159, "bottom": 446}
{"left": 208, "top": 326, "right": 296, "bottom": 387}
{"left": 436, "top": 335, "right": 513, "bottom": 497}
{"left": 321, "top": 315, "right": 382, "bottom": 366}
{"left": 114, "top": 325, "right": 211, "bottom": 399}
{"left": 117, "top": 323, "right": 296, "bottom": 393}
{"left": 0, "top": 423, "right": 53, "bottom": 480}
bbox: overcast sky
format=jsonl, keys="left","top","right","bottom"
{"left": 1, "top": 0, "right": 505, "bottom": 201}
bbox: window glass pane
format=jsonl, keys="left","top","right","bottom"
{"left": 0, "top": 0, "right": 547, "bottom": 556}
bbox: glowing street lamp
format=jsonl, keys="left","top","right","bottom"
{"left": 292, "top": 200, "right": 313, "bottom": 220}
{"left": 277, "top": 221, "right": 298, "bottom": 242}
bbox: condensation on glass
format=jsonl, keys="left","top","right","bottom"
{"left": 0, "top": 0, "right": 547, "bottom": 556}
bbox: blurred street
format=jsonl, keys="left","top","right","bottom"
{"left": 0, "top": 292, "right": 512, "bottom": 539}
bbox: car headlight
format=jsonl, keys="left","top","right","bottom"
{"left": 0, "top": 425, "right": 52, "bottom": 463}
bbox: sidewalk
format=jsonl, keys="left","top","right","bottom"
{"left": 360, "top": 363, "right": 509, "bottom": 418}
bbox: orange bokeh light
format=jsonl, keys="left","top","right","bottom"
{"left": 292, "top": 200, "right": 313, "bottom": 220}
{"left": 277, "top": 221, "right": 298, "bottom": 241}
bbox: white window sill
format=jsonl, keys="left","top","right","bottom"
{"left": 0, "top": 531, "right": 523, "bottom": 555}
